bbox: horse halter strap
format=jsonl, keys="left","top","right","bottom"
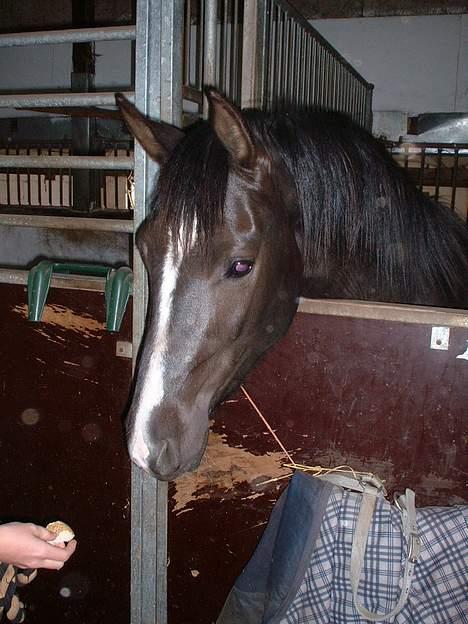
{"left": 349, "top": 487, "right": 421, "bottom": 622}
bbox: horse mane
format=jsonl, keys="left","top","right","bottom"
{"left": 153, "top": 110, "right": 468, "bottom": 307}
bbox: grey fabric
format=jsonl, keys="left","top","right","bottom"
{"left": 217, "top": 473, "right": 333, "bottom": 624}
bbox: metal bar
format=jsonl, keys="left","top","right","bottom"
{"left": 131, "top": 1, "right": 183, "bottom": 623}
{"left": 365, "top": 86, "right": 373, "bottom": 130}
{"left": 160, "top": 1, "right": 184, "bottom": 125}
{"left": 0, "top": 268, "right": 108, "bottom": 291}
{"left": 0, "top": 154, "right": 133, "bottom": 170}
{"left": 0, "top": 213, "right": 132, "bottom": 232}
{"left": 419, "top": 147, "right": 426, "bottom": 191}
{"left": 203, "top": 0, "right": 218, "bottom": 117}
{"left": 318, "top": 44, "right": 324, "bottom": 109}
{"left": 434, "top": 147, "right": 442, "bottom": 201}
{"left": 0, "top": 25, "right": 136, "bottom": 47}
{"left": 183, "top": 0, "right": 191, "bottom": 86}
{"left": 197, "top": 0, "right": 205, "bottom": 92}
{"left": 0, "top": 91, "right": 134, "bottom": 109}
{"left": 132, "top": 1, "right": 163, "bottom": 621}
{"left": 231, "top": 0, "right": 240, "bottom": 103}
{"left": 241, "top": 0, "right": 259, "bottom": 108}
{"left": 250, "top": 0, "right": 267, "bottom": 109}
{"left": 304, "top": 33, "right": 311, "bottom": 107}
{"left": 298, "top": 298, "right": 468, "bottom": 328}
{"left": 451, "top": 148, "right": 459, "bottom": 211}
{"left": 267, "top": 0, "right": 373, "bottom": 91}
{"left": 309, "top": 39, "right": 319, "bottom": 107}
{"left": 283, "top": 16, "right": 291, "bottom": 106}
{"left": 277, "top": 7, "right": 285, "bottom": 109}
{"left": 298, "top": 29, "right": 306, "bottom": 108}
{"left": 267, "top": 1, "right": 277, "bottom": 111}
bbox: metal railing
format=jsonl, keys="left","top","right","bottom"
{"left": 183, "top": 0, "right": 373, "bottom": 126}
{"left": 0, "top": 0, "right": 373, "bottom": 222}
{"left": 0, "top": 146, "right": 133, "bottom": 211}
{"left": 0, "top": 25, "right": 136, "bottom": 228}
{"left": 183, "top": 0, "right": 244, "bottom": 116}
{"left": 241, "top": 0, "right": 373, "bottom": 128}
{"left": 387, "top": 142, "right": 468, "bottom": 221}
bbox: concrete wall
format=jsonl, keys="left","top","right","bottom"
{"left": 311, "top": 14, "right": 468, "bottom": 115}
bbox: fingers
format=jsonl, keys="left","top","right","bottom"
{"left": 37, "top": 559, "right": 67, "bottom": 570}
{"left": 32, "top": 524, "right": 57, "bottom": 542}
{"left": 41, "top": 540, "right": 77, "bottom": 569}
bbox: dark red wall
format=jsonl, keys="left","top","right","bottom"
{"left": 0, "top": 284, "right": 132, "bottom": 624}
{"left": 168, "top": 311, "right": 468, "bottom": 623}
{"left": 1, "top": 285, "right": 466, "bottom": 624}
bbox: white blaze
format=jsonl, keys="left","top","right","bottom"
{"left": 128, "top": 223, "right": 197, "bottom": 469}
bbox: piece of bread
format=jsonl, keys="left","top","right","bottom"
{"left": 46, "top": 521, "right": 75, "bottom": 545}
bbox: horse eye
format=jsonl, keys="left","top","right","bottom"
{"left": 226, "top": 260, "right": 254, "bottom": 278}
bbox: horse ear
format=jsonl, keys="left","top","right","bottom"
{"left": 115, "top": 93, "right": 184, "bottom": 163}
{"left": 205, "top": 88, "right": 255, "bottom": 168}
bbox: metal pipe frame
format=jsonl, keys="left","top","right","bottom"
{"left": 0, "top": 154, "right": 133, "bottom": 170}
{"left": 130, "top": 2, "right": 183, "bottom": 624}
{"left": 0, "top": 91, "right": 134, "bottom": 108}
{"left": 247, "top": 0, "right": 372, "bottom": 127}
{"left": 298, "top": 298, "right": 468, "bottom": 329}
{"left": 0, "top": 268, "right": 107, "bottom": 291}
{"left": 202, "top": 0, "right": 218, "bottom": 117}
{"left": 0, "top": 213, "right": 132, "bottom": 233}
{"left": 2, "top": 268, "right": 466, "bottom": 330}
{"left": 0, "top": 25, "right": 136, "bottom": 47}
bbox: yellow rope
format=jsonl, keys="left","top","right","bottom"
{"left": 240, "top": 385, "right": 295, "bottom": 464}
{"left": 240, "top": 385, "right": 380, "bottom": 486}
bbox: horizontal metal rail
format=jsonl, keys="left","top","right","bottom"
{"left": 0, "top": 268, "right": 106, "bottom": 292}
{"left": 0, "top": 154, "right": 133, "bottom": 170}
{"left": 0, "top": 91, "right": 134, "bottom": 108}
{"left": 298, "top": 298, "right": 468, "bottom": 328}
{"left": 1, "top": 271, "right": 466, "bottom": 328}
{"left": 0, "top": 25, "right": 136, "bottom": 47}
{"left": 0, "top": 213, "right": 133, "bottom": 233}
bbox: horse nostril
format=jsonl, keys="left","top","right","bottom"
{"left": 155, "top": 439, "right": 169, "bottom": 463}
{"left": 147, "top": 439, "right": 181, "bottom": 480}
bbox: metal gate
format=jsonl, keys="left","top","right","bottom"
{"left": 0, "top": 2, "right": 374, "bottom": 622}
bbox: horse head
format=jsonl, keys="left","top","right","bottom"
{"left": 118, "top": 90, "right": 303, "bottom": 480}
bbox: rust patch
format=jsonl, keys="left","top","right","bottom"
{"left": 12, "top": 303, "right": 104, "bottom": 338}
{"left": 172, "top": 428, "right": 289, "bottom": 515}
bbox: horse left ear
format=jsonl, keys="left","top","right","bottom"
{"left": 206, "top": 88, "right": 256, "bottom": 168}
{"left": 116, "top": 93, "right": 184, "bottom": 163}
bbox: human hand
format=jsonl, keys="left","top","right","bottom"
{"left": 0, "top": 522, "right": 77, "bottom": 569}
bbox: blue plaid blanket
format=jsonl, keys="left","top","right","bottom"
{"left": 217, "top": 472, "right": 467, "bottom": 624}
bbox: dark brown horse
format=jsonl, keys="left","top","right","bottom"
{"left": 117, "top": 90, "right": 468, "bottom": 481}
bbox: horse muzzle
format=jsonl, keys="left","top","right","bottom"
{"left": 128, "top": 427, "right": 209, "bottom": 481}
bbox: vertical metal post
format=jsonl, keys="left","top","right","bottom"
{"left": 203, "top": 0, "right": 218, "bottom": 116}
{"left": 71, "top": 0, "right": 96, "bottom": 212}
{"left": 131, "top": 1, "right": 183, "bottom": 624}
{"left": 241, "top": 0, "right": 259, "bottom": 108}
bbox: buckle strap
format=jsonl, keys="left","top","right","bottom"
{"left": 350, "top": 488, "right": 420, "bottom": 622}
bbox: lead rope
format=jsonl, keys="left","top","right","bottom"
{"left": 240, "top": 385, "right": 381, "bottom": 485}
{"left": 240, "top": 385, "right": 421, "bottom": 622}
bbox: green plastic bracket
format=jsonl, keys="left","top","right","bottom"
{"left": 105, "top": 266, "right": 133, "bottom": 333}
{"left": 27, "top": 260, "right": 133, "bottom": 332}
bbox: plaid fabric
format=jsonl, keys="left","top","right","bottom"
{"left": 283, "top": 487, "right": 468, "bottom": 624}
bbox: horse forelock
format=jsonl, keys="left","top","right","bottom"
{"left": 153, "top": 122, "right": 229, "bottom": 257}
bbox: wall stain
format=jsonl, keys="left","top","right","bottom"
{"left": 172, "top": 427, "right": 289, "bottom": 515}
{"left": 12, "top": 303, "right": 104, "bottom": 338}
